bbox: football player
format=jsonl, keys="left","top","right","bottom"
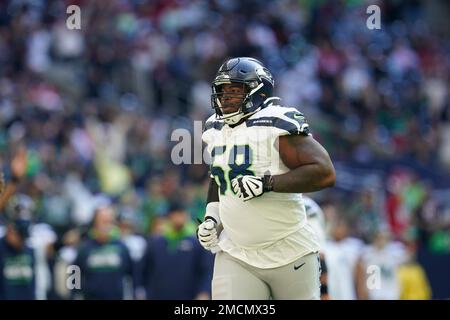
{"left": 197, "top": 57, "right": 335, "bottom": 299}
{"left": 0, "top": 194, "right": 36, "bottom": 300}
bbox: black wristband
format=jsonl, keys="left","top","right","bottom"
{"left": 204, "top": 216, "right": 218, "bottom": 225}
{"left": 320, "top": 283, "right": 328, "bottom": 295}
{"left": 263, "top": 174, "right": 274, "bottom": 192}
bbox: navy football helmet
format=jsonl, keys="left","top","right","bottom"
{"left": 211, "top": 57, "right": 274, "bottom": 125}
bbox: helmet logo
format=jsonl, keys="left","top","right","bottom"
{"left": 256, "top": 67, "right": 274, "bottom": 85}
{"left": 248, "top": 81, "right": 258, "bottom": 89}
{"left": 256, "top": 67, "right": 267, "bottom": 78}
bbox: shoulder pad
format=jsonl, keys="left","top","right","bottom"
{"left": 246, "top": 105, "right": 310, "bottom": 136}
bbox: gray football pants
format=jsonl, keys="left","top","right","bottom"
{"left": 212, "top": 251, "right": 321, "bottom": 300}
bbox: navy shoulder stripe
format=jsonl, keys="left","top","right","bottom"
{"left": 246, "top": 111, "right": 310, "bottom": 135}
{"left": 205, "top": 120, "right": 225, "bottom": 131}
{"left": 246, "top": 116, "right": 296, "bottom": 132}
{"left": 246, "top": 117, "right": 277, "bottom": 127}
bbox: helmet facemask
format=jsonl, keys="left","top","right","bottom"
{"left": 212, "top": 82, "right": 247, "bottom": 125}
{"left": 211, "top": 80, "right": 266, "bottom": 125}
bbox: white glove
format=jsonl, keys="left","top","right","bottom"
{"left": 231, "top": 175, "right": 265, "bottom": 201}
{"left": 197, "top": 219, "right": 221, "bottom": 253}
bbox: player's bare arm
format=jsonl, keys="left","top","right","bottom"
{"left": 232, "top": 132, "right": 335, "bottom": 201}
{"left": 273, "top": 134, "right": 336, "bottom": 193}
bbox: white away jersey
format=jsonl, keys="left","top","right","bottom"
{"left": 361, "top": 242, "right": 407, "bottom": 300}
{"left": 323, "top": 238, "right": 365, "bottom": 300}
{"left": 202, "top": 101, "right": 320, "bottom": 268}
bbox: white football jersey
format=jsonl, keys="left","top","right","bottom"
{"left": 361, "top": 242, "right": 407, "bottom": 300}
{"left": 323, "top": 237, "right": 365, "bottom": 300}
{"left": 202, "top": 100, "right": 320, "bottom": 268}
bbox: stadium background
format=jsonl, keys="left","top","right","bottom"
{"left": 0, "top": 0, "right": 449, "bottom": 299}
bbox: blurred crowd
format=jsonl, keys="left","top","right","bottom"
{"left": 0, "top": 0, "right": 449, "bottom": 299}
